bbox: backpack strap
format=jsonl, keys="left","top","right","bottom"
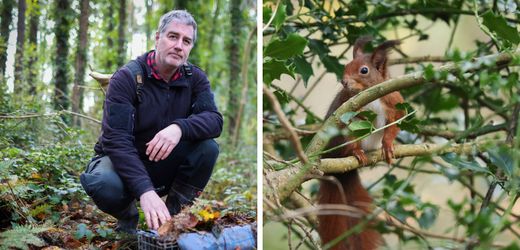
{"left": 124, "top": 60, "right": 146, "bottom": 103}
{"left": 183, "top": 63, "right": 193, "bottom": 77}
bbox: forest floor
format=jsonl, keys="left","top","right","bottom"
{"left": 0, "top": 140, "right": 257, "bottom": 250}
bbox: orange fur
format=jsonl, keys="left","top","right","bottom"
{"left": 318, "top": 37, "right": 404, "bottom": 250}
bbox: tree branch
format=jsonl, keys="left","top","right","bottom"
{"left": 265, "top": 140, "right": 502, "bottom": 203}
{"left": 264, "top": 49, "right": 520, "bottom": 203}
{"left": 388, "top": 55, "right": 449, "bottom": 65}
{"left": 0, "top": 110, "right": 101, "bottom": 124}
{"left": 264, "top": 85, "right": 309, "bottom": 164}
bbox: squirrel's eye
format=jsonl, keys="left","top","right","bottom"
{"left": 360, "top": 66, "right": 369, "bottom": 75}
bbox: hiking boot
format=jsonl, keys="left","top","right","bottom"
{"left": 165, "top": 181, "right": 202, "bottom": 215}
{"left": 113, "top": 201, "right": 139, "bottom": 235}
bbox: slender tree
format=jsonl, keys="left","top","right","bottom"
{"left": 27, "top": 0, "right": 41, "bottom": 95}
{"left": 53, "top": 0, "right": 72, "bottom": 117}
{"left": 0, "top": 0, "right": 14, "bottom": 80}
{"left": 105, "top": 1, "right": 115, "bottom": 70}
{"left": 203, "top": 0, "right": 220, "bottom": 75}
{"left": 71, "top": 0, "right": 89, "bottom": 126}
{"left": 145, "top": 0, "right": 153, "bottom": 49}
{"left": 14, "top": 0, "right": 26, "bottom": 91}
{"left": 226, "top": 0, "right": 242, "bottom": 144}
{"left": 175, "top": 0, "right": 187, "bottom": 9}
{"left": 117, "top": 0, "right": 126, "bottom": 67}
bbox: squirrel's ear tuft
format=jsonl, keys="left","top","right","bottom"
{"left": 371, "top": 40, "right": 400, "bottom": 77}
{"left": 353, "top": 36, "right": 373, "bottom": 59}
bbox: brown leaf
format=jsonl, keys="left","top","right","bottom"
{"left": 41, "top": 246, "right": 63, "bottom": 250}
{"left": 63, "top": 235, "right": 82, "bottom": 249}
{"left": 158, "top": 220, "right": 175, "bottom": 236}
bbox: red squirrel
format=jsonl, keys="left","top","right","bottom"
{"left": 318, "top": 36, "right": 404, "bottom": 250}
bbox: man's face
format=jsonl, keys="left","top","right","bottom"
{"left": 155, "top": 21, "right": 194, "bottom": 71}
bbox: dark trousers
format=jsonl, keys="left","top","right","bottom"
{"left": 80, "top": 139, "right": 219, "bottom": 219}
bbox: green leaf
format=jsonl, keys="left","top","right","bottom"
{"left": 273, "top": 4, "right": 286, "bottom": 31}
{"left": 348, "top": 120, "right": 373, "bottom": 131}
{"left": 321, "top": 55, "right": 343, "bottom": 80}
{"left": 487, "top": 147, "right": 513, "bottom": 177}
{"left": 357, "top": 110, "right": 377, "bottom": 123}
{"left": 340, "top": 112, "right": 358, "bottom": 125}
{"left": 308, "top": 39, "right": 330, "bottom": 55}
{"left": 262, "top": 5, "right": 272, "bottom": 25}
{"left": 308, "top": 39, "right": 343, "bottom": 80}
{"left": 348, "top": 120, "right": 373, "bottom": 137}
{"left": 441, "top": 153, "right": 491, "bottom": 174}
{"left": 293, "top": 56, "right": 313, "bottom": 87}
{"left": 265, "top": 33, "right": 308, "bottom": 60}
{"left": 423, "top": 64, "right": 435, "bottom": 81}
{"left": 273, "top": 90, "right": 291, "bottom": 106}
{"left": 418, "top": 205, "right": 439, "bottom": 229}
{"left": 0, "top": 225, "right": 49, "bottom": 250}
{"left": 263, "top": 59, "right": 294, "bottom": 84}
{"left": 74, "top": 223, "right": 92, "bottom": 240}
{"left": 481, "top": 10, "right": 520, "bottom": 45}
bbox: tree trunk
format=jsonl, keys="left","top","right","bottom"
{"left": 226, "top": 0, "right": 242, "bottom": 145}
{"left": 27, "top": 0, "right": 40, "bottom": 95}
{"left": 72, "top": 0, "right": 89, "bottom": 126}
{"left": 53, "top": 0, "right": 72, "bottom": 120}
{"left": 0, "top": 0, "right": 14, "bottom": 80}
{"left": 203, "top": 0, "right": 220, "bottom": 75}
{"left": 14, "top": 0, "right": 26, "bottom": 92}
{"left": 232, "top": 28, "right": 255, "bottom": 147}
{"left": 175, "top": 0, "right": 187, "bottom": 9}
{"left": 117, "top": 0, "right": 126, "bottom": 67}
{"left": 105, "top": 1, "right": 115, "bottom": 70}
{"left": 145, "top": 0, "right": 153, "bottom": 49}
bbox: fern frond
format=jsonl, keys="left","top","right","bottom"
{"left": 0, "top": 224, "right": 50, "bottom": 250}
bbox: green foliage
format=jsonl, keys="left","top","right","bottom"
{"left": 380, "top": 174, "right": 439, "bottom": 230}
{"left": 0, "top": 224, "right": 50, "bottom": 250}
{"left": 264, "top": 0, "right": 520, "bottom": 248}
{"left": 480, "top": 10, "right": 520, "bottom": 49}
{"left": 441, "top": 153, "right": 491, "bottom": 174}
{"left": 205, "top": 142, "right": 256, "bottom": 215}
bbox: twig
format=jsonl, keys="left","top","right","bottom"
{"left": 384, "top": 215, "right": 506, "bottom": 248}
{"left": 262, "top": 0, "right": 282, "bottom": 32}
{"left": 0, "top": 110, "right": 101, "bottom": 124}
{"left": 418, "top": 123, "right": 507, "bottom": 140}
{"left": 264, "top": 85, "right": 309, "bottom": 164}
{"left": 271, "top": 84, "right": 323, "bottom": 122}
{"left": 388, "top": 55, "right": 448, "bottom": 65}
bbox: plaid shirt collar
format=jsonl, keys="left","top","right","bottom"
{"left": 147, "top": 51, "right": 182, "bottom": 82}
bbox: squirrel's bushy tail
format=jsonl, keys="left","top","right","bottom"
{"left": 318, "top": 170, "right": 382, "bottom": 250}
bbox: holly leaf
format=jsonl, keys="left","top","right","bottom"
{"left": 487, "top": 147, "right": 513, "bottom": 177}
{"left": 263, "top": 59, "right": 294, "bottom": 84}
{"left": 481, "top": 10, "right": 520, "bottom": 45}
{"left": 441, "top": 153, "right": 491, "bottom": 174}
{"left": 272, "top": 4, "right": 287, "bottom": 31}
{"left": 265, "top": 33, "right": 308, "bottom": 60}
{"left": 293, "top": 56, "right": 313, "bottom": 87}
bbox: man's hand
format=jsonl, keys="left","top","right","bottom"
{"left": 146, "top": 124, "right": 182, "bottom": 161}
{"left": 140, "top": 191, "right": 171, "bottom": 230}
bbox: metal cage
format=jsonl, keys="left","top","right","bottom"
{"left": 137, "top": 230, "right": 178, "bottom": 250}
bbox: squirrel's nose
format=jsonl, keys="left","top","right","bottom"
{"left": 341, "top": 78, "right": 353, "bottom": 86}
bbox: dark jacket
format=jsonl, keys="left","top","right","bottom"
{"left": 94, "top": 51, "right": 223, "bottom": 199}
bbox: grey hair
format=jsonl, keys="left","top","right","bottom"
{"left": 157, "top": 10, "right": 198, "bottom": 44}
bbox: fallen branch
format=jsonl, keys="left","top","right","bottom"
{"left": 0, "top": 110, "right": 101, "bottom": 124}
{"left": 89, "top": 71, "right": 111, "bottom": 87}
